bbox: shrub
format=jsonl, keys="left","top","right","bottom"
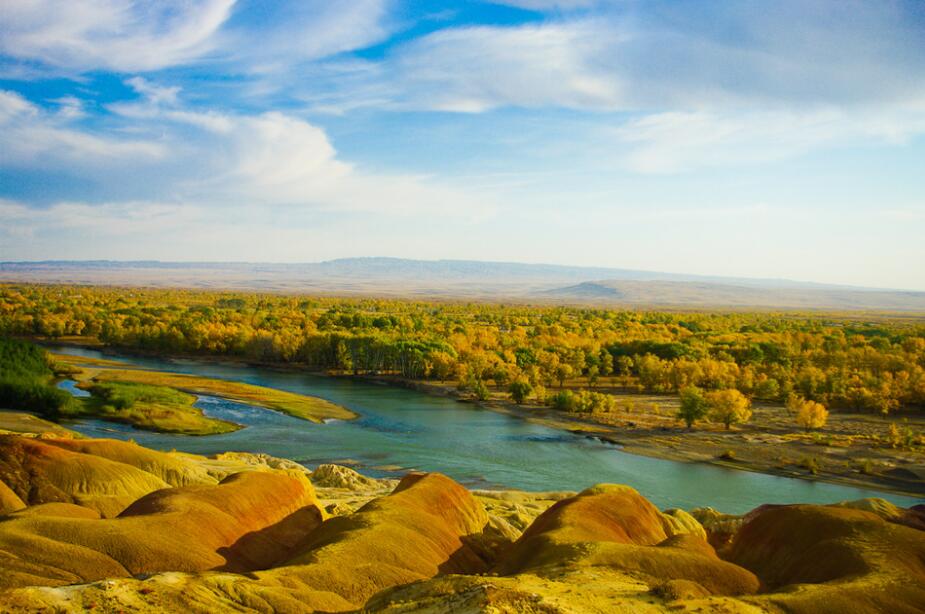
{"left": 471, "top": 379, "right": 490, "bottom": 402}
{"left": 550, "top": 390, "right": 577, "bottom": 412}
{"left": 799, "top": 456, "right": 820, "bottom": 475}
{"left": 508, "top": 379, "right": 533, "bottom": 405}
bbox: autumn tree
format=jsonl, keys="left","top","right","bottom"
{"left": 428, "top": 351, "right": 457, "bottom": 380}
{"left": 795, "top": 399, "right": 829, "bottom": 431}
{"left": 706, "top": 389, "right": 752, "bottom": 430}
{"left": 587, "top": 365, "right": 600, "bottom": 388}
{"left": 599, "top": 350, "right": 614, "bottom": 380}
{"left": 555, "top": 363, "right": 574, "bottom": 388}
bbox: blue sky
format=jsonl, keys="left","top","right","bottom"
{"left": 1, "top": 0, "right": 924, "bottom": 289}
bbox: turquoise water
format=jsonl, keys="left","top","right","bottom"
{"left": 54, "top": 346, "right": 923, "bottom": 513}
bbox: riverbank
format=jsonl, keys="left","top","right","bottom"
{"left": 358, "top": 375, "right": 925, "bottom": 499}
{"left": 37, "top": 339, "right": 925, "bottom": 500}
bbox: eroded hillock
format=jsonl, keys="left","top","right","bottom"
{"left": 1, "top": 433, "right": 924, "bottom": 614}
{"left": 42, "top": 437, "right": 218, "bottom": 487}
{"left": 729, "top": 504, "right": 925, "bottom": 613}
{"left": 495, "top": 484, "right": 760, "bottom": 598}
{"left": 259, "top": 472, "right": 493, "bottom": 606}
{"left": 0, "top": 470, "right": 322, "bottom": 590}
{"left": 0, "top": 478, "right": 24, "bottom": 514}
{"left": 0, "top": 470, "right": 497, "bottom": 613}
{"left": 0, "top": 435, "right": 172, "bottom": 517}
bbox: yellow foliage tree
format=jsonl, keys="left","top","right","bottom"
{"left": 795, "top": 399, "right": 828, "bottom": 431}
{"left": 706, "top": 389, "right": 752, "bottom": 430}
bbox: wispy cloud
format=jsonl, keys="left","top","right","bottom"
{"left": 3, "top": 80, "right": 494, "bottom": 219}
{"left": 389, "top": 21, "right": 622, "bottom": 112}
{"left": 615, "top": 107, "right": 925, "bottom": 173}
{"left": 0, "top": 0, "right": 235, "bottom": 72}
{"left": 302, "top": 1, "right": 925, "bottom": 113}
{"left": 0, "top": 90, "right": 165, "bottom": 165}
{"left": 0, "top": 0, "right": 392, "bottom": 75}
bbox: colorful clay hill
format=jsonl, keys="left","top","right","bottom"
{"left": 0, "top": 432, "right": 923, "bottom": 613}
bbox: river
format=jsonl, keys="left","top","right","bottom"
{"left": 53, "top": 346, "right": 923, "bottom": 513}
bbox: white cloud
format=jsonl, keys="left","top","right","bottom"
{"left": 0, "top": 0, "right": 235, "bottom": 71}
{"left": 2, "top": 85, "right": 493, "bottom": 218}
{"left": 221, "top": 0, "right": 391, "bottom": 70}
{"left": 108, "top": 80, "right": 235, "bottom": 133}
{"left": 0, "top": 90, "right": 165, "bottom": 165}
{"left": 190, "top": 111, "right": 491, "bottom": 217}
{"left": 0, "top": 0, "right": 392, "bottom": 75}
{"left": 385, "top": 21, "right": 623, "bottom": 112}
{"left": 616, "top": 107, "right": 925, "bottom": 173}
{"left": 491, "top": 1, "right": 605, "bottom": 10}
{"left": 49, "top": 96, "right": 87, "bottom": 120}
{"left": 301, "top": 1, "right": 925, "bottom": 115}
{"left": 126, "top": 77, "right": 181, "bottom": 105}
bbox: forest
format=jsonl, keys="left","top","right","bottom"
{"left": 0, "top": 336, "right": 72, "bottom": 415}
{"left": 2, "top": 284, "right": 924, "bottom": 418}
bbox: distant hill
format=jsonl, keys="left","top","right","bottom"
{"left": 2, "top": 258, "right": 923, "bottom": 311}
{"left": 540, "top": 280, "right": 925, "bottom": 311}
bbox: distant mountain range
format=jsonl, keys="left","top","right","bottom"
{"left": 2, "top": 258, "right": 924, "bottom": 312}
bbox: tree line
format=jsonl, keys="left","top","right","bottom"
{"left": 2, "top": 284, "right": 924, "bottom": 416}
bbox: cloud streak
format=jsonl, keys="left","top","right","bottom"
{"left": 0, "top": 90, "right": 165, "bottom": 166}
{"left": 0, "top": 0, "right": 235, "bottom": 72}
{"left": 615, "top": 106, "right": 925, "bottom": 173}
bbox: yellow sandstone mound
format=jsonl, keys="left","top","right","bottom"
{"left": 834, "top": 496, "right": 925, "bottom": 531}
{"left": 0, "top": 478, "right": 24, "bottom": 513}
{"left": 0, "top": 435, "right": 172, "bottom": 517}
{"left": 1, "top": 433, "right": 924, "bottom": 614}
{"left": 0, "top": 471, "right": 495, "bottom": 613}
{"left": 41, "top": 436, "right": 218, "bottom": 487}
{"left": 728, "top": 503, "right": 925, "bottom": 614}
{"left": 496, "top": 484, "right": 760, "bottom": 597}
{"left": 257, "top": 472, "right": 493, "bottom": 607}
{"left": 0, "top": 470, "right": 322, "bottom": 590}
{"left": 310, "top": 462, "right": 381, "bottom": 489}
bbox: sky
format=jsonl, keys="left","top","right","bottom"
{"left": 0, "top": 0, "right": 924, "bottom": 290}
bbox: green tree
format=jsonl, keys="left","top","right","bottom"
{"left": 508, "top": 379, "right": 533, "bottom": 405}
{"left": 550, "top": 390, "right": 577, "bottom": 411}
{"left": 677, "top": 386, "right": 708, "bottom": 429}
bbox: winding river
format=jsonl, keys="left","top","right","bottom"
{"left": 54, "top": 346, "right": 923, "bottom": 514}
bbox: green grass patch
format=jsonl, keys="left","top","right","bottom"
{"left": 68, "top": 381, "right": 241, "bottom": 436}
{"left": 90, "top": 369, "right": 356, "bottom": 423}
